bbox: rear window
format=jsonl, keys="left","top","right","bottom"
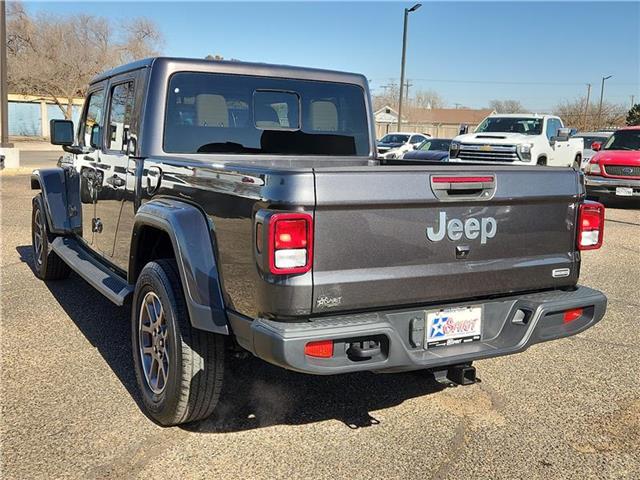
{"left": 164, "top": 72, "right": 369, "bottom": 156}
{"left": 603, "top": 130, "right": 640, "bottom": 151}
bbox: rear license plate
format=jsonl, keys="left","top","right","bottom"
{"left": 616, "top": 187, "right": 633, "bottom": 196}
{"left": 426, "top": 306, "right": 482, "bottom": 348}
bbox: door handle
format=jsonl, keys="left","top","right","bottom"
{"left": 106, "top": 175, "right": 126, "bottom": 188}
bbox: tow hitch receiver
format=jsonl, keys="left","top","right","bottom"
{"left": 430, "top": 363, "right": 477, "bottom": 386}
{"left": 447, "top": 364, "right": 477, "bottom": 385}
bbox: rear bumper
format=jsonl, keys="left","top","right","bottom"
{"left": 229, "top": 286, "right": 607, "bottom": 375}
{"left": 585, "top": 176, "right": 640, "bottom": 196}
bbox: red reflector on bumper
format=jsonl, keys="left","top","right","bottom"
{"left": 304, "top": 340, "right": 333, "bottom": 358}
{"left": 563, "top": 308, "right": 583, "bottom": 323}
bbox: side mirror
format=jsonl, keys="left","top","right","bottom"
{"left": 90, "top": 124, "right": 102, "bottom": 149}
{"left": 591, "top": 141, "right": 602, "bottom": 152}
{"left": 552, "top": 127, "right": 571, "bottom": 143}
{"left": 459, "top": 123, "right": 469, "bottom": 135}
{"left": 50, "top": 120, "right": 74, "bottom": 146}
{"left": 556, "top": 128, "right": 571, "bottom": 142}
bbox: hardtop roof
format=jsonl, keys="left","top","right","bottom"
{"left": 90, "top": 56, "right": 368, "bottom": 87}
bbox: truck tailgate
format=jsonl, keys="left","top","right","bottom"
{"left": 311, "top": 165, "right": 582, "bottom": 314}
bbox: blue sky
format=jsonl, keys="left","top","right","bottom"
{"left": 25, "top": 1, "right": 640, "bottom": 111}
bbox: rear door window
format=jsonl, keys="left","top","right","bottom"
{"left": 164, "top": 72, "right": 369, "bottom": 156}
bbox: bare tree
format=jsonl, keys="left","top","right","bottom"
{"left": 372, "top": 84, "right": 446, "bottom": 111}
{"left": 553, "top": 96, "right": 626, "bottom": 130}
{"left": 372, "top": 83, "right": 400, "bottom": 111}
{"left": 119, "top": 17, "right": 164, "bottom": 64}
{"left": 7, "top": 2, "right": 163, "bottom": 119}
{"left": 488, "top": 99, "right": 525, "bottom": 114}
{"left": 413, "top": 89, "right": 445, "bottom": 109}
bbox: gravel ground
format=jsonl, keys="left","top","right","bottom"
{"left": 1, "top": 173, "right": 638, "bottom": 479}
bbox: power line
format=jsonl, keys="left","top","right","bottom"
{"left": 373, "top": 77, "right": 638, "bottom": 87}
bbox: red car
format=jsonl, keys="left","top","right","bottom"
{"left": 585, "top": 126, "right": 640, "bottom": 201}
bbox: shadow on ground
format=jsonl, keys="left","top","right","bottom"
{"left": 597, "top": 197, "right": 640, "bottom": 212}
{"left": 17, "top": 245, "right": 446, "bottom": 433}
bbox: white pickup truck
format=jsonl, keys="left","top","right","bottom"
{"left": 449, "top": 114, "right": 584, "bottom": 167}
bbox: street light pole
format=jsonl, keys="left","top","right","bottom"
{"left": 396, "top": 3, "right": 421, "bottom": 131}
{"left": 0, "top": 0, "right": 12, "bottom": 147}
{"left": 583, "top": 83, "right": 591, "bottom": 130}
{"left": 597, "top": 75, "right": 612, "bottom": 129}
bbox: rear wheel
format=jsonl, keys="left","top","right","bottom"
{"left": 131, "top": 259, "right": 225, "bottom": 426}
{"left": 573, "top": 155, "right": 582, "bottom": 170}
{"left": 31, "top": 194, "right": 70, "bottom": 280}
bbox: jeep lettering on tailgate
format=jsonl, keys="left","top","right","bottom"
{"left": 426, "top": 211, "right": 497, "bottom": 244}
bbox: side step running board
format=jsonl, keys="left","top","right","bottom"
{"left": 50, "top": 237, "right": 133, "bottom": 306}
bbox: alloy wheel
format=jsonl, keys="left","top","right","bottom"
{"left": 33, "top": 209, "right": 44, "bottom": 267}
{"left": 138, "top": 291, "right": 170, "bottom": 394}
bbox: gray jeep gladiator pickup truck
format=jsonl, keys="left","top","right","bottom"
{"left": 32, "top": 57, "right": 607, "bottom": 426}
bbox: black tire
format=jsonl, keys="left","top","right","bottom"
{"left": 131, "top": 259, "right": 225, "bottom": 426}
{"left": 31, "top": 194, "right": 71, "bottom": 280}
{"left": 537, "top": 156, "right": 547, "bottom": 166}
{"left": 573, "top": 155, "right": 582, "bottom": 170}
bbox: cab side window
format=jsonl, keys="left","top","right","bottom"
{"left": 546, "top": 119, "right": 561, "bottom": 140}
{"left": 107, "top": 81, "right": 135, "bottom": 152}
{"left": 80, "top": 90, "right": 105, "bottom": 148}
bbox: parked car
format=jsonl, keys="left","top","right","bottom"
{"left": 377, "top": 132, "right": 430, "bottom": 157}
{"left": 585, "top": 126, "right": 640, "bottom": 200}
{"left": 392, "top": 138, "right": 451, "bottom": 163}
{"left": 572, "top": 131, "right": 613, "bottom": 169}
{"left": 33, "top": 57, "right": 606, "bottom": 427}
{"left": 449, "top": 114, "right": 584, "bottom": 167}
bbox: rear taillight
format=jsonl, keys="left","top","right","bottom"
{"left": 268, "top": 212, "right": 313, "bottom": 274}
{"left": 577, "top": 202, "right": 605, "bottom": 250}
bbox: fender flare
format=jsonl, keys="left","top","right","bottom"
{"left": 131, "top": 198, "right": 229, "bottom": 335}
{"left": 30, "top": 168, "right": 74, "bottom": 235}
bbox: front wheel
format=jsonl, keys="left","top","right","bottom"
{"left": 131, "top": 259, "right": 225, "bottom": 426}
{"left": 31, "top": 194, "right": 70, "bottom": 280}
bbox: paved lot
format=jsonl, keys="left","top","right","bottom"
{"left": 1, "top": 173, "right": 639, "bottom": 479}
{"left": 18, "top": 150, "right": 63, "bottom": 169}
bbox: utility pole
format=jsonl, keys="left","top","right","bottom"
{"left": 404, "top": 80, "right": 412, "bottom": 103}
{"left": 597, "top": 75, "right": 612, "bottom": 129}
{"left": 0, "top": 0, "right": 12, "bottom": 148}
{"left": 631, "top": 95, "right": 636, "bottom": 108}
{"left": 397, "top": 3, "right": 421, "bottom": 131}
{"left": 583, "top": 83, "right": 591, "bottom": 130}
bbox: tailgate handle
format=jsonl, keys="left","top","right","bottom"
{"left": 430, "top": 175, "right": 495, "bottom": 200}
